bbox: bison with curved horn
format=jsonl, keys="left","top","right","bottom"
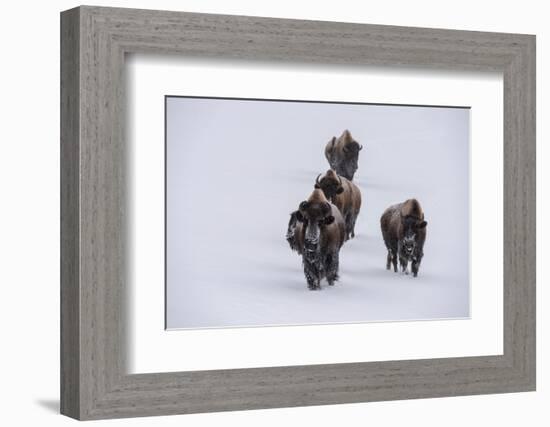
{"left": 289, "top": 189, "right": 346, "bottom": 290}
{"left": 380, "top": 199, "right": 427, "bottom": 277}
{"left": 324, "top": 129, "right": 363, "bottom": 181}
{"left": 314, "top": 169, "right": 361, "bottom": 241}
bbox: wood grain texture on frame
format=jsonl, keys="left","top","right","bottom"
{"left": 60, "top": 5, "right": 536, "bottom": 420}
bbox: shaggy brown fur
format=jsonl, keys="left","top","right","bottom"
{"left": 324, "top": 129, "right": 363, "bottom": 180}
{"left": 315, "top": 169, "right": 361, "bottom": 240}
{"left": 380, "top": 199, "right": 427, "bottom": 277}
{"left": 291, "top": 189, "right": 346, "bottom": 290}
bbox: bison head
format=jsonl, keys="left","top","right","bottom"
{"left": 314, "top": 170, "right": 344, "bottom": 200}
{"left": 400, "top": 215, "right": 428, "bottom": 256}
{"left": 296, "top": 198, "right": 334, "bottom": 253}
{"left": 401, "top": 234, "right": 416, "bottom": 257}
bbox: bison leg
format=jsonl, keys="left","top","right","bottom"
{"left": 412, "top": 253, "right": 423, "bottom": 277}
{"left": 411, "top": 261, "right": 419, "bottom": 277}
{"left": 303, "top": 257, "right": 321, "bottom": 290}
{"left": 342, "top": 213, "right": 352, "bottom": 241}
{"left": 390, "top": 244, "right": 399, "bottom": 272}
{"left": 350, "top": 214, "right": 357, "bottom": 239}
{"left": 386, "top": 251, "right": 391, "bottom": 270}
{"left": 399, "top": 256, "right": 409, "bottom": 274}
{"left": 397, "top": 242, "right": 408, "bottom": 273}
{"left": 345, "top": 213, "right": 356, "bottom": 239}
{"left": 399, "top": 254, "right": 409, "bottom": 274}
{"left": 325, "top": 251, "right": 339, "bottom": 286}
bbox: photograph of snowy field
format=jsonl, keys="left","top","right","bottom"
{"left": 165, "top": 96, "right": 470, "bottom": 329}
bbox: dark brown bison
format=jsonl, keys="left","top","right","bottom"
{"left": 314, "top": 169, "right": 361, "bottom": 241}
{"left": 380, "top": 199, "right": 427, "bottom": 277}
{"left": 289, "top": 189, "right": 346, "bottom": 290}
{"left": 324, "top": 129, "right": 363, "bottom": 181}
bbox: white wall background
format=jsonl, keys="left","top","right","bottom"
{"left": 0, "top": 0, "right": 545, "bottom": 426}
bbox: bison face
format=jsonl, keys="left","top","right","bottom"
{"left": 401, "top": 218, "right": 428, "bottom": 256}
{"left": 402, "top": 234, "right": 417, "bottom": 257}
{"left": 297, "top": 200, "right": 334, "bottom": 251}
{"left": 314, "top": 173, "right": 344, "bottom": 200}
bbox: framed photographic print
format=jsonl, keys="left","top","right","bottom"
{"left": 61, "top": 5, "right": 536, "bottom": 420}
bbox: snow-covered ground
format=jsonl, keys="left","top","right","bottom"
{"left": 166, "top": 97, "right": 470, "bottom": 329}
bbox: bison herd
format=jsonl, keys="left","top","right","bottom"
{"left": 286, "top": 129, "right": 428, "bottom": 290}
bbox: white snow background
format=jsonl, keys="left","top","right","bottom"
{"left": 166, "top": 97, "right": 470, "bottom": 329}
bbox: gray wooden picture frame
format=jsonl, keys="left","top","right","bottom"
{"left": 60, "top": 5, "right": 536, "bottom": 421}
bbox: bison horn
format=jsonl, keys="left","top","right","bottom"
{"left": 338, "top": 175, "right": 342, "bottom": 186}
{"left": 315, "top": 173, "right": 322, "bottom": 186}
{"left": 358, "top": 144, "right": 363, "bottom": 151}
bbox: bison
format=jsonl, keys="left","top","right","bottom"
{"left": 289, "top": 188, "right": 346, "bottom": 290}
{"left": 324, "top": 129, "right": 363, "bottom": 181}
{"left": 380, "top": 198, "right": 427, "bottom": 277}
{"left": 314, "top": 169, "right": 361, "bottom": 241}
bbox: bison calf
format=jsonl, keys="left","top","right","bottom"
{"left": 314, "top": 169, "right": 361, "bottom": 240}
{"left": 380, "top": 199, "right": 427, "bottom": 277}
{"left": 290, "top": 189, "right": 346, "bottom": 290}
{"left": 324, "top": 129, "right": 363, "bottom": 181}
